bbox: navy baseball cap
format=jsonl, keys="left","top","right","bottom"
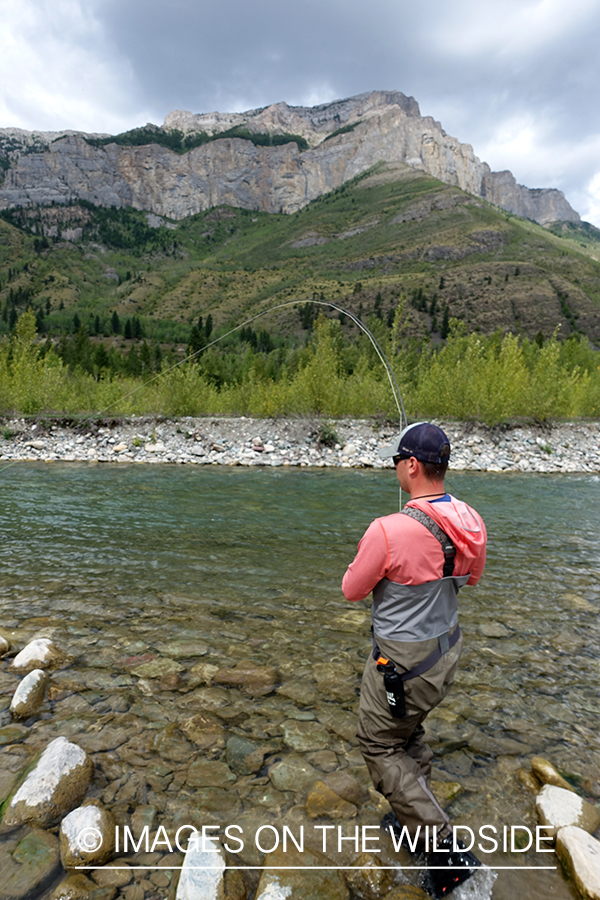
{"left": 379, "top": 422, "right": 451, "bottom": 464}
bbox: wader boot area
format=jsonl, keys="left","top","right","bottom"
{"left": 357, "top": 628, "right": 462, "bottom": 844}
{"left": 421, "top": 834, "right": 481, "bottom": 899}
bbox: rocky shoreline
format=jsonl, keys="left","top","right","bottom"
{"left": 0, "top": 416, "right": 599, "bottom": 473}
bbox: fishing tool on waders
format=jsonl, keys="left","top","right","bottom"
{"left": 375, "top": 655, "right": 407, "bottom": 718}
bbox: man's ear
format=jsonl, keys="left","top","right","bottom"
{"left": 407, "top": 456, "right": 420, "bottom": 476}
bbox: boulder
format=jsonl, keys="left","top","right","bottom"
{"left": 306, "top": 781, "right": 357, "bottom": 819}
{"left": 531, "top": 756, "right": 576, "bottom": 792}
{"left": 10, "top": 669, "right": 49, "bottom": 718}
{"left": 59, "top": 802, "right": 116, "bottom": 868}
{"left": 3, "top": 736, "right": 93, "bottom": 827}
{"left": 10, "top": 638, "right": 70, "bottom": 673}
{"left": 0, "top": 634, "right": 9, "bottom": 657}
{"left": 536, "top": 784, "right": 600, "bottom": 838}
{"left": 0, "top": 828, "right": 61, "bottom": 900}
{"left": 343, "top": 853, "right": 394, "bottom": 899}
{"left": 255, "top": 844, "right": 348, "bottom": 900}
{"left": 212, "top": 660, "right": 279, "bottom": 696}
{"left": 175, "top": 833, "right": 225, "bottom": 900}
{"left": 556, "top": 826, "right": 600, "bottom": 900}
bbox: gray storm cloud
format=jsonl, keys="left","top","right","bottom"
{"left": 2, "top": 0, "right": 600, "bottom": 223}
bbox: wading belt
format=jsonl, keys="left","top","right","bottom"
{"left": 372, "top": 505, "right": 460, "bottom": 683}
{"left": 372, "top": 625, "right": 462, "bottom": 682}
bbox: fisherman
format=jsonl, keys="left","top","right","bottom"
{"left": 342, "top": 422, "right": 487, "bottom": 898}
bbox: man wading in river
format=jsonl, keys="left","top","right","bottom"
{"left": 342, "top": 422, "right": 487, "bottom": 899}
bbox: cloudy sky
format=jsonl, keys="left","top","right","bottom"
{"left": 2, "top": 0, "right": 600, "bottom": 225}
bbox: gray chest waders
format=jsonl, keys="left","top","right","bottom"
{"left": 373, "top": 506, "right": 460, "bottom": 719}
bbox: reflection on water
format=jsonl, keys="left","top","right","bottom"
{"left": 0, "top": 464, "right": 599, "bottom": 900}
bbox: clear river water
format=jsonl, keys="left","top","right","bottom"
{"left": 0, "top": 463, "right": 599, "bottom": 900}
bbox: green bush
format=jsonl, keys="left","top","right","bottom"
{"left": 1, "top": 311, "right": 599, "bottom": 422}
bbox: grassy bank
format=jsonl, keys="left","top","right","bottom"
{"left": 1, "top": 311, "right": 599, "bottom": 424}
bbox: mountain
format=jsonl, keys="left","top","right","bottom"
{"left": 0, "top": 91, "right": 580, "bottom": 226}
{"left": 2, "top": 159, "right": 600, "bottom": 348}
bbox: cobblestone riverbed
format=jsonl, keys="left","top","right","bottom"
{"left": 1, "top": 416, "right": 599, "bottom": 473}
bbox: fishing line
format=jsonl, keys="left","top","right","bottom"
{"left": 87, "top": 298, "right": 406, "bottom": 427}
{"left": 2, "top": 300, "right": 408, "bottom": 498}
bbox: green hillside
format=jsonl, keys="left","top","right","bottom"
{"left": 2, "top": 161, "right": 600, "bottom": 347}
{"left": 1, "top": 162, "right": 600, "bottom": 423}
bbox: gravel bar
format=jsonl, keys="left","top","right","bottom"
{"left": 1, "top": 416, "right": 599, "bottom": 473}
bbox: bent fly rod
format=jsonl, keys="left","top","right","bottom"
{"left": 0, "top": 299, "right": 408, "bottom": 489}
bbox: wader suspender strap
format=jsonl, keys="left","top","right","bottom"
{"left": 371, "top": 506, "right": 461, "bottom": 684}
{"left": 401, "top": 506, "right": 456, "bottom": 577}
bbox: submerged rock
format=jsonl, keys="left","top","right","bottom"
{"left": 518, "top": 768, "right": 543, "bottom": 794}
{"left": 556, "top": 826, "right": 600, "bottom": 900}
{"left": 180, "top": 713, "right": 226, "bottom": 753}
{"left": 312, "top": 662, "right": 358, "bottom": 702}
{"left": 10, "top": 668, "right": 49, "bottom": 718}
{"left": 59, "top": 802, "right": 116, "bottom": 868}
{"left": 280, "top": 719, "right": 330, "bottom": 752}
{"left": 536, "top": 784, "right": 600, "bottom": 838}
{"left": 0, "top": 724, "right": 29, "bottom": 746}
{"left": 10, "top": 638, "right": 70, "bottom": 673}
{"left": 343, "top": 853, "right": 394, "bottom": 899}
{"left": 189, "top": 662, "right": 220, "bottom": 687}
{"left": 187, "top": 758, "right": 236, "bottom": 788}
{"left": 0, "top": 634, "right": 10, "bottom": 657}
{"left": 90, "top": 860, "right": 133, "bottom": 888}
{"left": 255, "top": 844, "right": 348, "bottom": 900}
{"left": 3, "top": 736, "right": 93, "bottom": 827}
{"left": 153, "top": 723, "right": 194, "bottom": 762}
{"left": 531, "top": 756, "right": 576, "bottom": 792}
{"left": 130, "top": 656, "right": 184, "bottom": 678}
{"left": 0, "top": 828, "right": 61, "bottom": 900}
{"left": 324, "top": 770, "right": 369, "bottom": 806}
{"left": 430, "top": 780, "right": 462, "bottom": 805}
{"left": 381, "top": 889, "right": 429, "bottom": 899}
{"left": 226, "top": 735, "right": 268, "bottom": 775}
{"left": 306, "top": 781, "right": 357, "bottom": 819}
{"left": 213, "top": 660, "right": 279, "bottom": 696}
{"left": 268, "top": 754, "right": 320, "bottom": 793}
{"left": 51, "top": 872, "right": 102, "bottom": 899}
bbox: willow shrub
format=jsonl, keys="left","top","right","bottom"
{"left": 409, "top": 325, "right": 600, "bottom": 423}
{"left": 1, "top": 311, "right": 599, "bottom": 422}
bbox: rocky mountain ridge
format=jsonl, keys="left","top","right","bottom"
{"left": 0, "top": 90, "right": 579, "bottom": 226}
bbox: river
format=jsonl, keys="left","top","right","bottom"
{"left": 1, "top": 464, "right": 599, "bottom": 900}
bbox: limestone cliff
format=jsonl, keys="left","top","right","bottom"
{"left": 0, "top": 91, "right": 579, "bottom": 226}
